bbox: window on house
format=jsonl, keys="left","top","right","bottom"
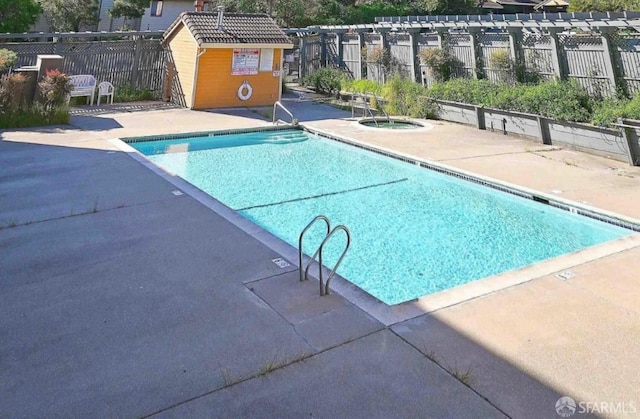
{"left": 150, "top": 0, "right": 163, "bottom": 16}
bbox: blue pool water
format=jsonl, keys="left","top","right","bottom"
{"left": 131, "top": 129, "right": 632, "bottom": 304}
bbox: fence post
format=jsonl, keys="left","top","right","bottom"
{"left": 537, "top": 116, "right": 552, "bottom": 145}
{"left": 379, "top": 29, "right": 391, "bottom": 83}
{"left": 600, "top": 28, "right": 625, "bottom": 96}
{"left": 408, "top": 29, "right": 420, "bottom": 83}
{"left": 357, "top": 31, "right": 365, "bottom": 80}
{"left": 507, "top": 27, "right": 524, "bottom": 77}
{"left": 618, "top": 118, "right": 640, "bottom": 166}
{"left": 53, "top": 37, "right": 63, "bottom": 55}
{"left": 320, "top": 33, "right": 328, "bottom": 67}
{"left": 467, "top": 28, "right": 482, "bottom": 79}
{"left": 547, "top": 28, "right": 565, "bottom": 80}
{"left": 435, "top": 28, "right": 447, "bottom": 49}
{"left": 299, "top": 36, "right": 307, "bottom": 80}
{"left": 131, "top": 37, "right": 143, "bottom": 89}
{"left": 335, "top": 31, "right": 344, "bottom": 69}
{"left": 475, "top": 106, "right": 486, "bottom": 130}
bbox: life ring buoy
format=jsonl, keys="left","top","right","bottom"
{"left": 237, "top": 81, "right": 252, "bottom": 101}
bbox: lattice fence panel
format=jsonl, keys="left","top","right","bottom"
{"left": 60, "top": 41, "right": 136, "bottom": 88}
{"left": 163, "top": 50, "right": 185, "bottom": 107}
{"left": 417, "top": 33, "right": 440, "bottom": 86}
{"left": 364, "top": 33, "right": 385, "bottom": 83}
{"left": 342, "top": 33, "right": 362, "bottom": 79}
{"left": 522, "top": 33, "right": 555, "bottom": 79}
{"left": 478, "top": 32, "right": 511, "bottom": 83}
{"left": 303, "top": 35, "right": 322, "bottom": 76}
{"left": 325, "top": 33, "right": 339, "bottom": 68}
{"left": 388, "top": 33, "right": 413, "bottom": 79}
{"left": 4, "top": 39, "right": 165, "bottom": 91}
{"left": 445, "top": 33, "right": 474, "bottom": 78}
{"left": 1, "top": 42, "right": 55, "bottom": 67}
{"left": 136, "top": 40, "right": 166, "bottom": 91}
{"left": 560, "top": 34, "right": 614, "bottom": 97}
{"left": 613, "top": 32, "right": 640, "bottom": 95}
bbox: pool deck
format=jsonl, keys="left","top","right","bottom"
{"left": 1, "top": 98, "right": 639, "bottom": 418}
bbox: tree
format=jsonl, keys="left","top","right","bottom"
{"left": 41, "top": 0, "right": 100, "bottom": 32}
{"left": 414, "top": 0, "right": 477, "bottom": 14}
{"left": 109, "top": 0, "right": 151, "bottom": 20}
{"left": 274, "top": 0, "right": 313, "bottom": 27}
{"left": 215, "top": 0, "right": 269, "bottom": 14}
{"left": 568, "top": 0, "right": 640, "bottom": 11}
{"left": 0, "top": 0, "right": 40, "bottom": 33}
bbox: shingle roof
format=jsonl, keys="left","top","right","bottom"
{"left": 164, "top": 12, "right": 292, "bottom": 46}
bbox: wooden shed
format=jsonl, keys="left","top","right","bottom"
{"left": 162, "top": 10, "right": 293, "bottom": 109}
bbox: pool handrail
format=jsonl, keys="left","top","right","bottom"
{"left": 317, "top": 225, "right": 351, "bottom": 296}
{"left": 298, "top": 215, "right": 331, "bottom": 282}
{"left": 298, "top": 215, "right": 352, "bottom": 296}
{"left": 351, "top": 93, "right": 391, "bottom": 125}
{"left": 273, "top": 101, "right": 298, "bottom": 126}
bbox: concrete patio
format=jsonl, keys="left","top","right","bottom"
{"left": 1, "top": 98, "right": 638, "bottom": 418}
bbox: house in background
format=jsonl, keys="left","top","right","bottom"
{"left": 30, "top": 0, "right": 200, "bottom": 33}
{"left": 97, "top": 0, "right": 200, "bottom": 31}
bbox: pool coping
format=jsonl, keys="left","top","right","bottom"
{"left": 354, "top": 118, "right": 435, "bottom": 132}
{"left": 111, "top": 126, "right": 640, "bottom": 326}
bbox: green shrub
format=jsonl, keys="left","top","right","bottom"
{"left": 489, "top": 49, "right": 516, "bottom": 85}
{"left": 333, "top": 71, "right": 638, "bottom": 125}
{"left": 341, "top": 78, "right": 383, "bottom": 95}
{"left": 0, "top": 73, "right": 28, "bottom": 110}
{"left": 366, "top": 46, "right": 388, "bottom": 64}
{"left": 516, "top": 80, "right": 593, "bottom": 122}
{"left": 113, "top": 85, "right": 158, "bottom": 102}
{"left": 382, "top": 75, "right": 437, "bottom": 118}
{"left": 38, "top": 69, "right": 73, "bottom": 108}
{"left": 0, "top": 69, "right": 70, "bottom": 129}
{"left": 0, "top": 49, "right": 17, "bottom": 74}
{"left": 0, "top": 104, "right": 69, "bottom": 129}
{"left": 419, "top": 48, "right": 459, "bottom": 82}
{"left": 425, "top": 78, "right": 593, "bottom": 122}
{"left": 426, "top": 78, "right": 501, "bottom": 106}
{"left": 303, "top": 67, "right": 343, "bottom": 94}
{"left": 592, "top": 94, "right": 640, "bottom": 126}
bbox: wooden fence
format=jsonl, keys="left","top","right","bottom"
{"left": 297, "top": 25, "right": 640, "bottom": 97}
{"left": 1, "top": 32, "right": 166, "bottom": 91}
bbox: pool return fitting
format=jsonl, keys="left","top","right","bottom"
{"left": 298, "top": 215, "right": 351, "bottom": 296}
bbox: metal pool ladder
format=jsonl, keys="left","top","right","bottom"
{"left": 351, "top": 93, "right": 390, "bottom": 126}
{"left": 298, "top": 215, "right": 351, "bottom": 296}
{"left": 273, "top": 101, "right": 298, "bottom": 126}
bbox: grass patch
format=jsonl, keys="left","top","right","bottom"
{"left": 220, "top": 368, "right": 241, "bottom": 387}
{"left": 448, "top": 364, "right": 474, "bottom": 386}
{"left": 114, "top": 86, "right": 159, "bottom": 102}
{"left": 258, "top": 353, "right": 283, "bottom": 376}
{"left": 0, "top": 106, "right": 69, "bottom": 129}
{"left": 67, "top": 86, "right": 159, "bottom": 106}
{"left": 422, "top": 346, "right": 474, "bottom": 386}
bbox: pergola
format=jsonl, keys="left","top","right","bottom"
{"left": 285, "top": 11, "right": 640, "bottom": 34}
{"left": 284, "top": 12, "right": 640, "bottom": 95}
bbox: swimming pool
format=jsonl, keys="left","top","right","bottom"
{"left": 130, "top": 128, "right": 633, "bottom": 305}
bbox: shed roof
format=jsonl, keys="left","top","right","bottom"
{"left": 164, "top": 12, "right": 293, "bottom": 48}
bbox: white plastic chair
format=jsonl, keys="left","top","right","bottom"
{"left": 97, "top": 81, "right": 115, "bottom": 105}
